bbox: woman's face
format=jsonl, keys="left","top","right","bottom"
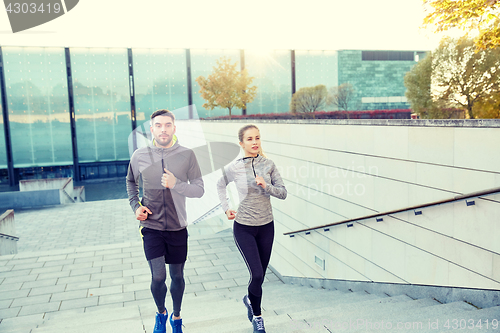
{"left": 239, "top": 127, "right": 260, "bottom": 157}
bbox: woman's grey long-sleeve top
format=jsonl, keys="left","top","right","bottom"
{"left": 216, "top": 154, "right": 287, "bottom": 226}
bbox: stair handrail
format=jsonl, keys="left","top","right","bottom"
{"left": 192, "top": 203, "right": 222, "bottom": 225}
{"left": 0, "top": 232, "right": 19, "bottom": 241}
{"left": 60, "top": 178, "right": 75, "bottom": 203}
{"left": 0, "top": 209, "right": 18, "bottom": 241}
{"left": 283, "top": 186, "right": 500, "bottom": 236}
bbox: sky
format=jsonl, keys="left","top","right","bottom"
{"left": 0, "top": 0, "right": 459, "bottom": 51}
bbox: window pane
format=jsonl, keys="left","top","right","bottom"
{"left": 71, "top": 48, "right": 131, "bottom": 163}
{"left": 133, "top": 48, "right": 188, "bottom": 120}
{"left": 245, "top": 50, "right": 291, "bottom": 115}
{"left": 0, "top": 85, "right": 6, "bottom": 169}
{"left": 295, "top": 50, "right": 338, "bottom": 92}
{"left": 3, "top": 47, "right": 72, "bottom": 168}
{"left": 191, "top": 49, "right": 241, "bottom": 118}
{"left": 340, "top": 50, "right": 413, "bottom": 110}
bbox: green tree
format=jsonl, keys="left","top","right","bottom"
{"left": 327, "top": 83, "right": 355, "bottom": 111}
{"left": 404, "top": 52, "right": 440, "bottom": 117}
{"left": 423, "top": 0, "right": 500, "bottom": 50}
{"left": 290, "top": 85, "right": 327, "bottom": 116}
{"left": 196, "top": 57, "right": 257, "bottom": 118}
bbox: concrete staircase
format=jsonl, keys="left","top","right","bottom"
{"left": 1, "top": 200, "right": 499, "bottom": 333}
{"left": 22, "top": 280, "right": 499, "bottom": 333}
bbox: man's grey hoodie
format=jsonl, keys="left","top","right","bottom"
{"left": 126, "top": 138, "right": 204, "bottom": 231}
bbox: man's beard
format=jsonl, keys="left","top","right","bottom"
{"left": 156, "top": 135, "right": 172, "bottom": 148}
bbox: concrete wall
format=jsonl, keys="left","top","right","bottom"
{"left": 19, "top": 178, "right": 72, "bottom": 191}
{"left": 0, "top": 210, "right": 17, "bottom": 255}
{"left": 19, "top": 178, "right": 85, "bottom": 204}
{"left": 0, "top": 189, "right": 60, "bottom": 210}
{"left": 198, "top": 119, "right": 500, "bottom": 293}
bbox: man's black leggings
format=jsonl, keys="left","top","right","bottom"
{"left": 233, "top": 221, "right": 274, "bottom": 317}
{"left": 148, "top": 258, "right": 185, "bottom": 317}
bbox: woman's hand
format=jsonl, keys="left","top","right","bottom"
{"left": 225, "top": 209, "right": 237, "bottom": 220}
{"left": 255, "top": 175, "right": 266, "bottom": 189}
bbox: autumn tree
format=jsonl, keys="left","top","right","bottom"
{"left": 196, "top": 57, "right": 257, "bottom": 118}
{"left": 475, "top": 93, "right": 500, "bottom": 118}
{"left": 290, "top": 85, "right": 327, "bottom": 115}
{"left": 433, "top": 37, "right": 500, "bottom": 118}
{"left": 423, "top": 0, "right": 500, "bottom": 50}
{"left": 405, "top": 37, "right": 500, "bottom": 118}
{"left": 327, "top": 83, "right": 355, "bottom": 111}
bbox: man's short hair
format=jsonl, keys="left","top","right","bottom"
{"left": 151, "top": 109, "right": 175, "bottom": 122}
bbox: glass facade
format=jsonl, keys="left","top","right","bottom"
{"left": 133, "top": 48, "right": 188, "bottom": 121}
{"left": 245, "top": 50, "right": 292, "bottom": 115}
{"left": 0, "top": 83, "right": 6, "bottom": 170}
{"left": 71, "top": 48, "right": 131, "bottom": 163}
{"left": 337, "top": 50, "right": 414, "bottom": 110}
{"left": 3, "top": 47, "right": 72, "bottom": 168}
{"left": 295, "top": 50, "right": 338, "bottom": 91}
{"left": 190, "top": 49, "right": 241, "bottom": 118}
{"left": 0, "top": 46, "right": 416, "bottom": 183}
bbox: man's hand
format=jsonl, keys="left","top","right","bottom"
{"left": 161, "top": 168, "right": 177, "bottom": 189}
{"left": 225, "top": 209, "right": 237, "bottom": 220}
{"left": 135, "top": 206, "right": 152, "bottom": 221}
{"left": 255, "top": 175, "right": 266, "bottom": 189}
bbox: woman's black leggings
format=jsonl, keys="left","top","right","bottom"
{"left": 148, "top": 257, "right": 185, "bottom": 317}
{"left": 233, "top": 221, "right": 274, "bottom": 317}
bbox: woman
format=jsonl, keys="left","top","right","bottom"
{"left": 216, "top": 124, "right": 287, "bottom": 333}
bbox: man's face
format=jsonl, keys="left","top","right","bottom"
{"left": 150, "top": 115, "right": 176, "bottom": 148}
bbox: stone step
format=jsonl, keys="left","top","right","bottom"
{"left": 180, "top": 294, "right": 396, "bottom": 333}
{"left": 20, "top": 269, "right": 500, "bottom": 333}
{"left": 289, "top": 297, "right": 440, "bottom": 330}
{"left": 0, "top": 313, "right": 46, "bottom": 333}
{"left": 32, "top": 306, "right": 144, "bottom": 332}
{"left": 181, "top": 281, "right": 347, "bottom": 308}
{"left": 183, "top": 308, "right": 291, "bottom": 333}
{"left": 418, "top": 305, "right": 500, "bottom": 333}
{"left": 367, "top": 300, "right": 478, "bottom": 333}
{"left": 33, "top": 318, "right": 146, "bottom": 333}
{"left": 286, "top": 293, "right": 414, "bottom": 322}
{"left": 268, "top": 290, "right": 386, "bottom": 315}
{"left": 349, "top": 304, "right": 499, "bottom": 333}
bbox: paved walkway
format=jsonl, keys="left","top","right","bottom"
{"left": 0, "top": 199, "right": 280, "bottom": 332}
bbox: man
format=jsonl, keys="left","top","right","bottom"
{"left": 126, "top": 109, "right": 204, "bottom": 333}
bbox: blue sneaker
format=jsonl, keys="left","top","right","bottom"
{"left": 153, "top": 312, "right": 168, "bottom": 333}
{"left": 170, "top": 313, "right": 183, "bottom": 333}
{"left": 243, "top": 295, "right": 253, "bottom": 322}
{"left": 252, "top": 316, "right": 266, "bottom": 332}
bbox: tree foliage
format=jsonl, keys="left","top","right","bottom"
{"left": 433, "top": 37, "right": 500, "bottom": 118}
{"left": 404, "top": 51, "right": 440, "bottom": 117}
{"left": 290, "top": 85, "right": 327, "bottom": 114}
{"left": 327, "top": 83, "right": 355, "bottom": 111}
{"left": 475, "top": 93, "right": 500, "bottom": 118}
{"left": 195, "top": 57, "right": 257, "bottom": 118}
{"left": 405, "top": 37, "right": 500, "bottom": 119}
{"left": 423, "top": 0, "right": 500, "bottom": 50}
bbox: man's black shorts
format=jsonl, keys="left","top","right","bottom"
{"left": 140, "top": 227, "right": 188, "bottom": 264}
